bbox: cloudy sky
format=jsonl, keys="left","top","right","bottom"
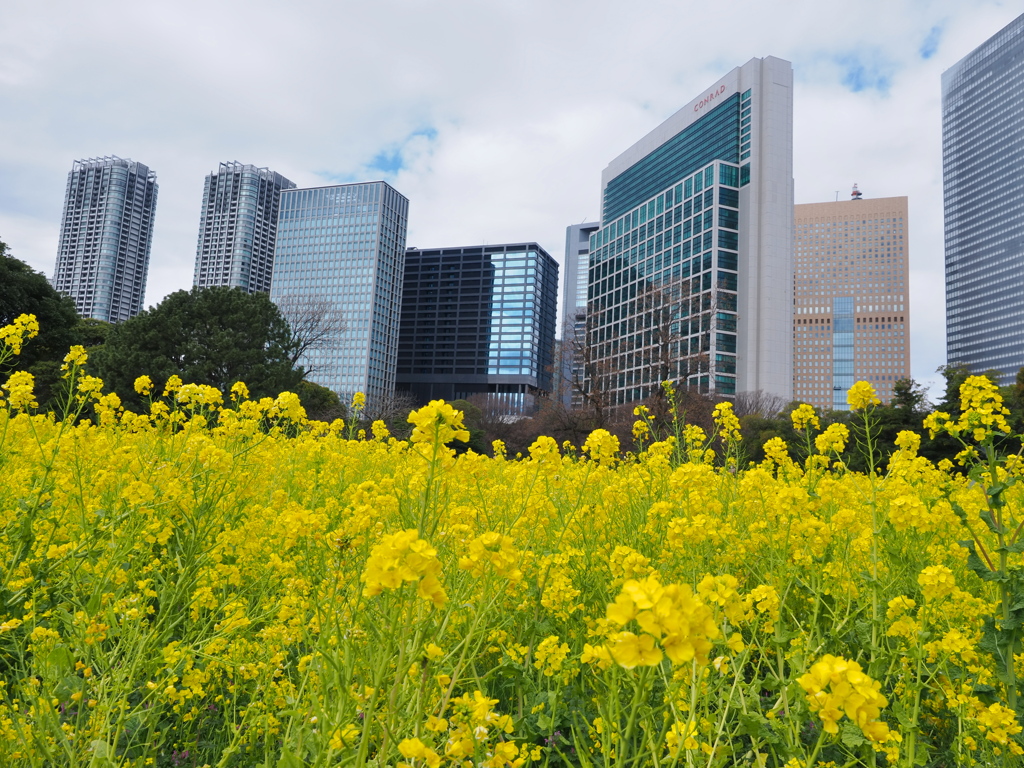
{"left": 1, "top": 0, "right": 1020, "bottom": 397}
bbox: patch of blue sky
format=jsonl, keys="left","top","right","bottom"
{"left": 316, "top": 127, "right": 438, "bottom": 183}
{"left": 369, "top": 149, "right": 403, "bottom": 174}
{"left": 920, "top": 24, "right": 943, "bottom": 59}
{"left": 835, "top": 51, "right": 896, "bottom": 94}
{"left": 368, "top": 126, "right": 438, "bottom": 176}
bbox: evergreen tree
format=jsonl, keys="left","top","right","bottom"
{"left": 94, "top": 286, "right": 303, "bottom": 407}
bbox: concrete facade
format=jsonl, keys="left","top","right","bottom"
{"left": 794, "top": 194, "right": 911, "bottom": 409}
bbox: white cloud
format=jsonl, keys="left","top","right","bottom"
{"left": 1, "top": 0, "right": 1020, "bottom": 398}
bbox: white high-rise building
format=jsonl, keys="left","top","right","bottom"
{"left": 53, "top": 156, "right": 158, "bottom": 322}
{"left": 193, "top": 162, "right": 295, "bottom": 294}
{"left": 587, "top": 56, "right": 793, "bottom": 404}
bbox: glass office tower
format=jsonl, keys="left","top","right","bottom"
{"left": 193, "top": 162, "right": 295, "bottom": 293}
{"left": 53, "top": 156, "right": 158, "bottom": 322}
{"left": 561, "top": 222, "right": 600, "bottom": 407}
{"left": 397, "top": 243, "right": 559, "bottom": 413}
{"left": 269, "top": 181, "right": 409, "bottom": 403}
{"left": 588, "top": 57, "right": 793, "bottom": 405}
{"left": 943, "top": 13, "right": 1024, "bottom": 383}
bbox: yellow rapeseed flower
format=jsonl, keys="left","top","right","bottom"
{"left": 2, "top": 370, "right": 37, "bottom": 411}
{"left": 408, "top": 400, "right": 469, "bottom": 446}
{"left": 610, "top": 631, "right": 663, "bottom": 669}
{"left": 790, "top": 403, "right": 820, "bottom": 432}
{"left": 847, "top": 381, "right": 880, "bottom": 410}
{"left": 0, "top": 313, "right": 39, "bottom": 355}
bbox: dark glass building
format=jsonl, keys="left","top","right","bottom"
{"left": 397, "top": 244, "right": 559, "bottom": 413}
{"left": 943, "top": 13, "right": 1024, "bottom": 383}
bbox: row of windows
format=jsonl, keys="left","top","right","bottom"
{"left": 602, "top": 96, "right": 742, "bottom": 221}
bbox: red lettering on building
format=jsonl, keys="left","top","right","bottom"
{"left": 693, "top": 84, "right": 729, "bottom": 113}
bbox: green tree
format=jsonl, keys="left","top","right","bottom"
{"left": 845, "top": 378, "right": 930, "bottom": 472}
{"left": 296, "top": 380, "right": 344, "bottom": 422}
{"left": 27, "top": 318, "right": 114, "bottom": 413}
{"left": 0, "top": 238, "right": 79, "bottom": 369}
{"left": 94, "top": 286, "right": 302, "bottom": 407}
{"left": 890, "top": 376, "right": 929, "bottom": 414}
{"left": 449, "top": 399, "right": 488, "bottom": 454}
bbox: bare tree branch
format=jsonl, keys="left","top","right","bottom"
{"left": 732, "top": 389, "right": 788, "bottom": 418}
{"left": 274, "top": 293, "right": 348, "bottom": 376}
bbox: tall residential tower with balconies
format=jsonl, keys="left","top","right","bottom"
{"left": 53, "top": 156, "right": 158, "bottom": 322}
{"left": 193, "top": 162, "right": 295, "bottom": 293}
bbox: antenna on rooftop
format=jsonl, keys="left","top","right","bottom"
{"left": 851, "top": 183, "right": 863, "bottom": 201}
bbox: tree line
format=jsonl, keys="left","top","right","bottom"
{"left": 4, "top": 234, "right": 1018, "bottom": 467}
{"left": 1, "top": 238, "right": 355, "bottom": 422}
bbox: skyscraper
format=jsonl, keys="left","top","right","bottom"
{"left": 193, "top": 162, "right": 295, "bottom": 293}
{"left": 397, "top": 243, "right": 559, "bottom": 413}
{"left": 53, "top": 156, "right": 158, "bottom": 322}
{"left": 794, "top": 191, "right": 911, "bottom": 410}
{"left": 587, "top": 57, "right": 793, "bottom": 407}
{"left": 561, "top": 222, "right": 600, "bottom": 407}
{"left": 943, "top": 13, "right": 1024, "bottom": 383}
{"left": 269, "top": 181, "right": 408, "bottom": 403}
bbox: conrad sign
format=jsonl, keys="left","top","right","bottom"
{"left": 694, "top": 84, "right": 729, "bottom": 113}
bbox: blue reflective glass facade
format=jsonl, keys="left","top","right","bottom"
{"left": 589, "top": 158, "right": 743, "bottom": 403}
{"left": 397, "top": 244, "right": 558, "bottom": 414}
{"left": 943, "top": 13, "right": 1024, "bottom": 383}
{"left": 269, "top": 182, "right": 408, "bottom": 403}
{"left": 831, "top": 296, "right": 855, "bottom": 410}
{"left": 53, "top": 156, "right": 158, "bottom": 323}
{"left": 193, "top": 162, "right": 295, "bottom": 294}
{"left": 602, "top": 95, "right": 741, "bottom": 223}
{"left": 592, "top": 57, "right": 793, "bottom": 405}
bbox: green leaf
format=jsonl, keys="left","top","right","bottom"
{"left": 54, "top": 674, "right": 85, "bottom": 702}
{"left": 840, "top": 721, "right": 868, "bottom": 748}
{"left": 277, "top": 746, "right": 304, "bottom": 768}
{"left": 45, "top": 644, "right": 73, "bottom": 672}
{"left": 949, "top": 499, "right": 969, "bottom": 524}
{"left": 979, "top": 506, "right": 1005, "bottom": 534}
{"left": 90, "top": 740, "right": 110, "bottom": 758}
{"left": 988, "top": 481, "right": 1009, "bottom": 497}
{"left": 961, "top": 540, "right": 1003, "bottom": 581}
{"left": 759, "top": 674, "right": 781, "bottom": 691}
{"left": 737, "top": 712, "right": 783, "bottom": 745}
{"left": 891, "top": 700, "right": 917, "bottom": 729}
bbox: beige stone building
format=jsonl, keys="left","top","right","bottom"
{"left": 793, "top": 191, "right": 910, "bottom": 410}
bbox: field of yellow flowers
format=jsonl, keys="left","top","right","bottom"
{"left": 2, "top": 314, "right": 1024, "bottom": 767}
